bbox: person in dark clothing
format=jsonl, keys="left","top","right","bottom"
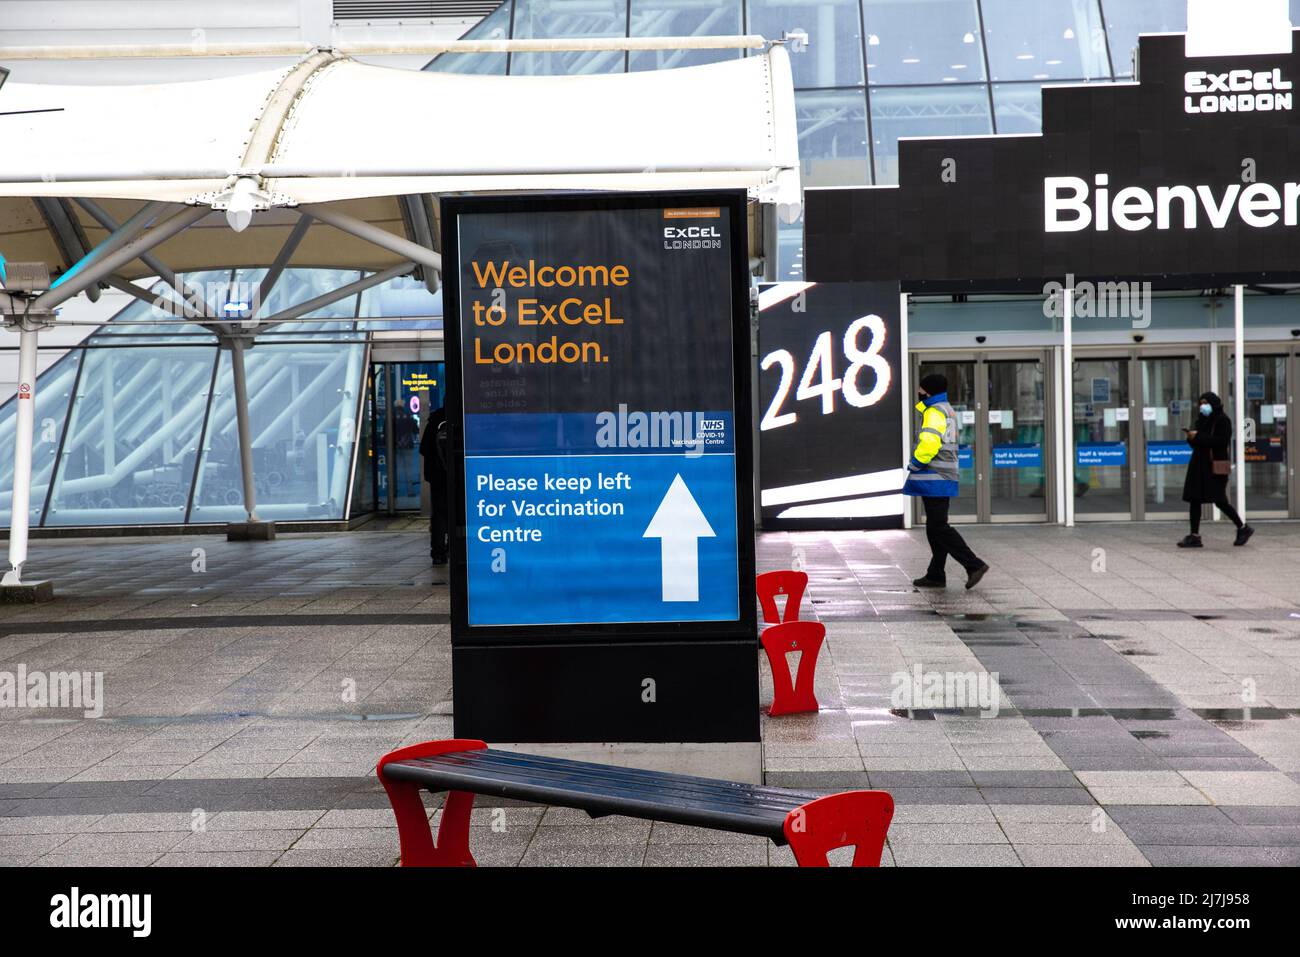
{"left": 1178, "top": 390, "right": 1254, "bottom": 548}
{"left": 903, "top": 373, "right": 989, "bottom": 589}
{"left": 420, "top": 405, "right": 449, "bottom": 565}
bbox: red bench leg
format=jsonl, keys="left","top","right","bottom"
{"left": 376, "top": 739, "right": 486, "bottom": 867}
{"left": 783, "top": 791, "right": 895, "bottom": 867}
{"left": 760, "top": 620, "right": 825, "bottom": 716}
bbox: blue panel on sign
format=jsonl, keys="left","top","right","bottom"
{"left": 993, "top": 443, "right": 1043, "bottom": 468}
{"left": 1146, "top": 441, "right": 1193, "bottom": 466}
{"left": 1077, "top": 442, "right": 1127, "bottom": 466}
{"left": 957, "top": 445, "right": 973, "bottom": 469}
{"left": 465, "top": 454, "right": 739, "bottom": 626}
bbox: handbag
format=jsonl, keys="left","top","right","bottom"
{"left": 1212, "top": 458, "right": 1232, "bottom": 476}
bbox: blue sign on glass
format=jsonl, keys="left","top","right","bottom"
{"left": 1247, "top": 374, "right": 1266, "bottom": 401}
{"left": 1146, "top": 440, "right": 1193, "bottom": 466}
{"left": 957, "top": 445, "right": 973, "bottom": 469}
{"left": 1091, "top": 376, "right": 1111, "bottom": 403}
{"left": 1077, "top": 442, "right": 1127, "bottom": 466}
{"left": 993, "top": 443, "right": 1043, "bottom": 468}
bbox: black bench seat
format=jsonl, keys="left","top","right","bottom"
{"left": 377, "top": 738, "right": 894, "bottom": 867}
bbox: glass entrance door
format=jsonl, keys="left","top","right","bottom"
{"left": 916, "top": 360, "right": 977, "bottom": 518}
{"left": 363, "top": 361, "right": 446, "bottom": 514}
{"left": 987, "top": 359, "right": 1048, "bottom": 518}
{"left": 1228, "top": 353, "right": 1290, "bottom": 516}
{"left": 1141, "top": 356, "right": 1200, "bottom": 516}
{"left": 1073, "top": 358, "right": 1131, "bottom": 517}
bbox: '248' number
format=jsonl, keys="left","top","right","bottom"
{"left": 760, "top": 314, "right": 891, "bottom": 430}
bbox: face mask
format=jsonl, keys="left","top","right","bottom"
{"left": 1199, "top": 403, "right": 1212, "bottom": 416}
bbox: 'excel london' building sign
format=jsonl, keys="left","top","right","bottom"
{"left": 1184, "top": 67, "right": 1293, "bottom": 112}
{"left": 804, "top": 29, "right": 1300, "bottom": 290}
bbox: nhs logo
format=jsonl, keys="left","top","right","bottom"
{"left": 699, "top": 419, "right": 725, "bottom": 432}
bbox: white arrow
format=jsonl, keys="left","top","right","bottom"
{"left": 643, "top": 474, "right": 716, "bottom": 602}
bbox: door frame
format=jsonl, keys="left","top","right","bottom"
{"left": 911, "top": 348, "right": 1057, "bottom": 525}
{"left": 1072, "top": 344, "right": 1211, "bottom": 522}
{"left": 1216, "top": 342, "right": 1298, "bottom": 519}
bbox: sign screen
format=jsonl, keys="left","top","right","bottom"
{"left": 758, "top": 281, "right": 904, "bottom": 529}
{"left": 444, "top": 193, "right": 753, "bottom": 635}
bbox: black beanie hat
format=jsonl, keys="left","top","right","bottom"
{"left": 920, "top": 373, "right": 948, "bottom": 396}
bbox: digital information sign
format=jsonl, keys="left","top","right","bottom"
{"left": 758, "top": 281, "right": 904, "bottom": 530}
{"left": 444, "top": 191, "right": 755, "bottom": 639}
{"left": 442, "top": 192, "right": 759, "bottom": 745}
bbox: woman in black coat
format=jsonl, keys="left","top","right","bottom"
{"left": 1177, "top": 391, "right": 1254, "bottom": 548}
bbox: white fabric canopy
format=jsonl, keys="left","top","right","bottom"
{"left": 0, "top": 46, "right": 799, "bottom": 208}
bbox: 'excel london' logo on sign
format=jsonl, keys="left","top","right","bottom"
{"left": 1184, "top": 67, "right": 1293, "bottom": 113}
{"left": 662, "top": 207, "right": 723, "bottom": 251}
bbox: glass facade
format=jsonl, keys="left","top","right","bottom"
{"left": 426, "top": 0, "right": 1221, "bottom": 277}
{"left": 0, "top": 268, "right": 443, "bottom": 528}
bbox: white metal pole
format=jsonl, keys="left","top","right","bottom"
{"left": 229, "top": 340, "right": 260, "bottom": 523}
{"left": 1063, "top": 281, "right": 1075, "bottom": 528}
{"left": 1209, "top": 342, "right": 1220, "bottom": 522}
{"left": 3, "top": 321, "right": 40, "bottom": 586}
{"left": 1234, "top": 284, "right": 1247, "bottom": 522}
{"left": 900, "top": 290, "right": 912, "bottom": 530}
{"left": 1054, "top": 345, "right": 1066, "bottom": 524}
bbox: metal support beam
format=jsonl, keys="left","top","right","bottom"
{"left": 227, "top": 338, "right": 260, "bottom": 523}
{"left": 257, "top": 212, "right": 314, "bottom": 310}
{"left": 76, "top": 198, "right": 206, "bottom": 307}
{"left": 258, "top": 262, "right": 413, "bottom": 328}
{"left": 34, "top": 205, "right": 209, "bottom": 311}
{"left": 299, "top": 204, "right": 442, "bottom": 275}
{"left": 1063, "top": 281, "right": 1075, "bottom": 528}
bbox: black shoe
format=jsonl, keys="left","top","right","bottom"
{"left": 965, "top": 563, "right": 989, "bottom": 590}
{"left": 1233, "top": 525, "right": 1254, "bottom": 547}
{"left": 913, "top": 576, "right": 946, "bottom": 588}
{"left": 1176, "top": 534, "right": 1203, "bottom": 548}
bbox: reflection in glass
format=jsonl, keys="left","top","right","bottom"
{"left": 629, "top": 0, "right": 742, "bottom": 71}
{"left": 796, "top": 89, "right": 871, "bottom": 188}
{"left": 747, "top": 0, "right": 865, "bottom": 88}
{"left": 0, "top": 351, "right": 80, "bottom": 526}
{"left": 1073, "top": 357, "right": 1130, "bottom": 516}
{"left": 238, "top": 266, "right": 362, "bottom": 336}
{"left": 992, "top": 82, "right": 1044, "bottom": 133}
{"left": 1102, "top": 0, "right": 1185, "bottom": 76}
{"left": 511, "top": 0, "right": 628, "bottom": 75}
{"left": 1229, "top": 355, "right": 1289, "bottom": 515}
{"left": 863, "top": 0, "right": 985, "bottom": 85}
{"left": 870, "top": 84, "right": 992, "bottom": 184}
{"left": 1141, "top": 356, "right": 1199, "bottom": 515}
{"left": 425, "top": 1, "right": 514, "bottom": 74}
{"left": 982, "top": 0, "right": 1109, "bottom": 82}
{"left": 988, "top": 360, "right": 1047, "bottom": 517}
{"left": 45, "top": 346, "right": 216, "bottom": 526}
{"left": 190, "top": 343, "right": 366, "bottom": 523}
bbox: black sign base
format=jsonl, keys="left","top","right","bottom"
{"left": 452, "top": 641, "right": 760, "bottom": 744}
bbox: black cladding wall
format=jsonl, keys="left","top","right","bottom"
{"left": 806, "top": 31, "right": 1300, "bottom": 292}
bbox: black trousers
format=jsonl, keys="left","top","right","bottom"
{"left": 922, "top": 496, "right": 982, "bottom": 581}
{"left": 429, "top": 480, "right": 449, "bottom": 562}
{"left": 1189, "top": 497, "right": 1242, "bottom": 534}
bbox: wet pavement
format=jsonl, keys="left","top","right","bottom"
{"left": 1, "top": 519, "right": 1298, "bottom": 866}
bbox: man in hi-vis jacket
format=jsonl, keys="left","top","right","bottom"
{"left": 903, "top": 373, "right": 990, "bottom": 589}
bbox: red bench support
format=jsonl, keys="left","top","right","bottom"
{"left": 760, "top": 620, "right": 826, "bottom": 716}
{"left": 376, "top": 738, "right": 486, "bottom": 867}
{"left": 756, "top": 569, "right": 808, "bottom": 624}
{"left": 784, "top": 791, "right": 895, "bottom": 867}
